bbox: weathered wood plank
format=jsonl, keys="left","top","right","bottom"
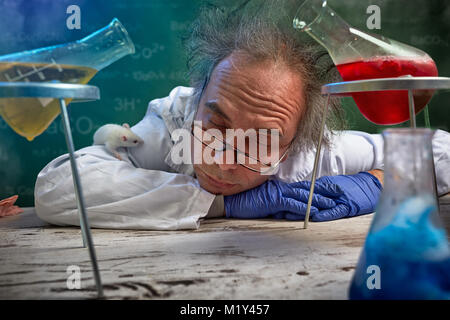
{"left": 0, "top": 195, "right": 448, "bottom": 300}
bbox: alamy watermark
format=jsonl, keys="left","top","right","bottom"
{"left": 66, "top": 5, "right": 81, "bottom": 30}
{"left": 66, "top": 265, "right": 81, "bottom": 290}
{"left": 366, "top": 265, "right": 381, "bottom": 290}
{"left": 366, "top": 5, "right": 381, "bottom": 30}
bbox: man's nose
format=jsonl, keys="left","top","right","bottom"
{"left": 214, "top": 149, "right": 239, "bottom": 171}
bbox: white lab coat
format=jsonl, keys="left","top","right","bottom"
{"left": 34, "top": 86, "right": 450, "bottom": 230}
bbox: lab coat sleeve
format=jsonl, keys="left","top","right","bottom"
{"left": 324, "top": 130, "right": 385, "bottom": 175}
{"left": 308, "top": 129, "right": 450, "bottom": 196}
{"left": 34, "top": 146, "right": 217, "bottom": 230}
{"left": 34, "top": 99, "right": 217, "bottom": 230}
{"left": 274, "top": 130, "right": 384, "bottom": 183}
{"left": 431, "top": 129, "right": 450, "bottom": 196}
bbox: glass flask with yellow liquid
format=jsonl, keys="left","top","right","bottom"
{"left": 0, "top": 18, "right": 135, "bottom": 141}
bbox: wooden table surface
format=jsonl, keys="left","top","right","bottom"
{"left": 1, "top": 195, "right": 449, "bottom": 300}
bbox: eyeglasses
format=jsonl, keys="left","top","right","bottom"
{"left": 190, "top": 123, "right": 290, "bottom": 174}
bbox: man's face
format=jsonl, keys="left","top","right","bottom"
{"left": 193, "top": 52, "right": 305, "bottom": 196}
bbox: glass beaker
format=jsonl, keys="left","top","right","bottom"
{"left": 0, "top": 18, "right": 135, "bottom": 141}
{"left": 293, "top": 0, "right": 438, "bottom": 125}
{"left": 349, "top": 128, "right": 450, "bottom": 300}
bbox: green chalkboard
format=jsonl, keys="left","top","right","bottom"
{"left": 0, "top": 0, "right": 449, "bottom": 207}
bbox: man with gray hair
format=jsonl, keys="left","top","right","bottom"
{"left": 34, "top": 1, "right": 450, "bottom": 229}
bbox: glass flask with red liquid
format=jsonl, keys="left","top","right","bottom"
{"left": 293, "top": 0, "right": 438, "bottom": 125}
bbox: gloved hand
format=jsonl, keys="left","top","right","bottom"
{"left": 223, "top": 179, "right": 339, "bottom": 219}
{"left": 289, "top": 172, "right": 383, "bottom": 222}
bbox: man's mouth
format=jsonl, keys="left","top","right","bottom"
{"left": 198, "top": 168, "right": 237, "bottom": 189}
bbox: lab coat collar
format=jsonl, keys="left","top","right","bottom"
{"left": 153, "top": 87, "right": 197, "bottom": 176}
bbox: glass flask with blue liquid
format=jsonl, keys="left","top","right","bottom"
{"left": 349, "top": 128, "right": 450, "bottom": 300}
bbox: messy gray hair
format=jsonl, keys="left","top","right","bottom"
{"left": 182, "top": 0, "right": 346, "bottom": 154}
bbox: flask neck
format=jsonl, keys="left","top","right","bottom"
{"left": 0, "top": 18, "right": 135, "bottom": 72}
{"left": 75, "top": 18, "right": 135, "bottom": 70}
{"left": 293, "top": 0, "right": 353, "bottom": 64}
{"left": 293, "top": 0, "right": 428, "bottom": 65}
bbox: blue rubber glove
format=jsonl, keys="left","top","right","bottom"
{"left": 292, "top": 172, "right": 383, "bottom": 222}
{"left": 224, "top": 179, "right": 338, "bottom": 219}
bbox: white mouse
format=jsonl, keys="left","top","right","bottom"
{"left": 93, "top": 123, "right": 144, "bottom": 160}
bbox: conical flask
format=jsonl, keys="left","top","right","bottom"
{"left": 0, "top": 18, "right": 135, "bottom": 141}
{"left": 293, "top": 0, "right": 438, "bottom": 125}
{"left": 349, "top": 128, "right": 450, "bottom": 300}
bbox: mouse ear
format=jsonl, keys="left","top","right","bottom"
{"left": 122, "top": 123, "right": 130, "bottom": 129}
{"left": 121, "top": 135, "right": 128, "bottom": 142}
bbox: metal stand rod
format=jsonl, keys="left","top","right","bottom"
{"left": 408, "top": 90, "right": 420, "bottom": 201}
{"left": 423, "top": 102, "right": 438, "bottom": 212}
{"left": 424, "top": 105, "right": 431, "bottom": 129}
{"left": 431, "top": 151, "right": 440, "bottom": 213}
{"left": 304, "top": 95, "right": 330, "bottom": 229}
{"left": 406, "top": 91, "right": 439, "bottom": 210}
{"left": 408, "top": 89, "right": 416, "bottom": 129}
{"left": 59, "top": 98, "right": 104, "bottom": 298}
